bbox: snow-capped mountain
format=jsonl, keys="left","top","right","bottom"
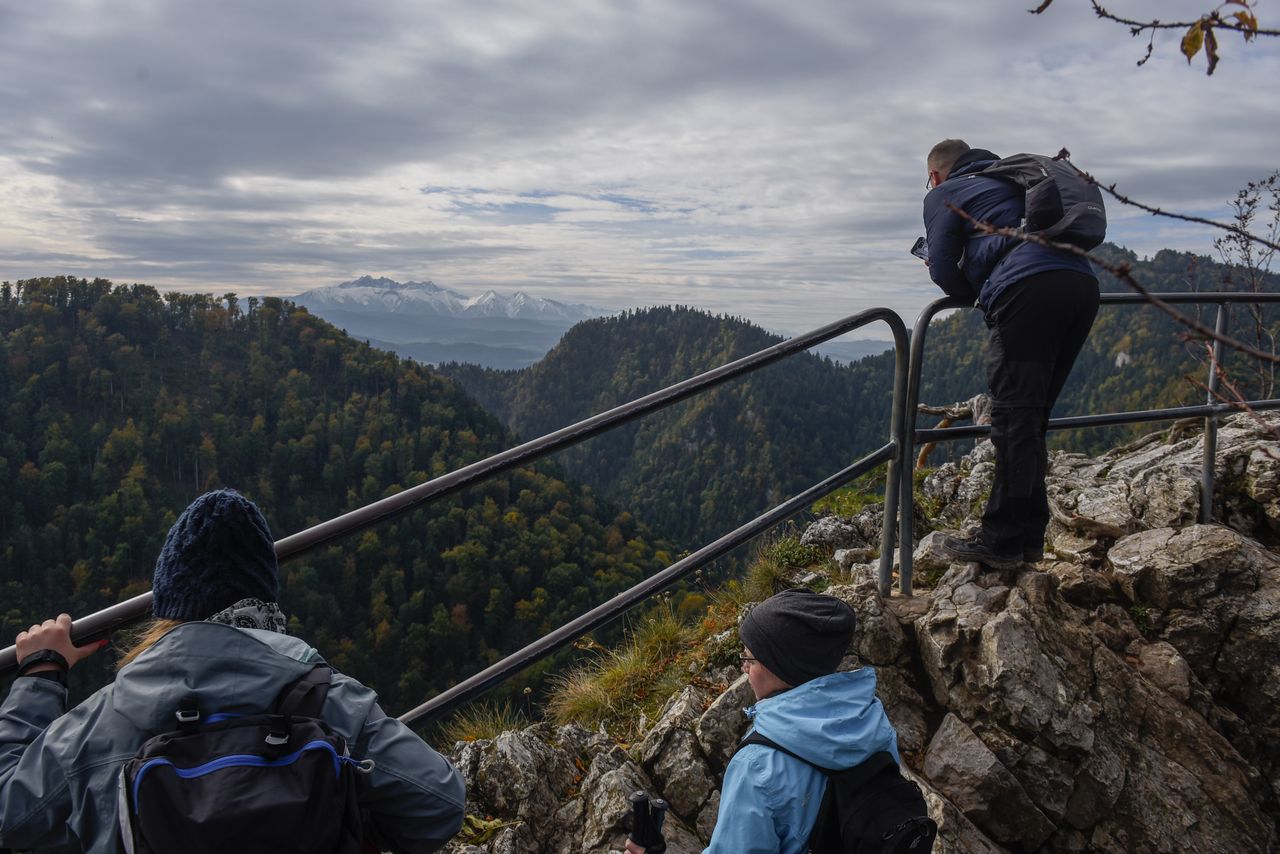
{"left": 293, "top": 276, "right": 601, "bottom": 323}
{"left": 290, "top": 276, "right": 608, "bottom": 369}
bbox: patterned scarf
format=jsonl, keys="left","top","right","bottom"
{"left": 206, "top": 597, "right": 288, "bottom": 634}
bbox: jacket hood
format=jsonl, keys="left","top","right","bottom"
{"left": 110, "top": 621, "right": 329, "bottom": 732}
{"left": 749, "top": 668, "right": 899, "bottom": 768}
{"left": 949, "top": 148, "right": 1001, "bottom": 179}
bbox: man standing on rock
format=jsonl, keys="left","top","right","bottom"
{"left": 923, "top": 139, "right": 1100, "bottom": 570}
{"left": 625, "top": 588, "right": 901, "bottom": 854}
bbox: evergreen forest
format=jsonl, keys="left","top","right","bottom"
{"left": 444, "top": 244, "right": 1279, "bottom": 548}
{"left": 0, "top": 277, "right": 671, "bottom": 714}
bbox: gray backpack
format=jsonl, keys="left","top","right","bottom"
{"left": 981, "top": 152, "right": 1107, "bottom": 250}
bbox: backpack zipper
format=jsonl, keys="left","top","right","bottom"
{"left": 132, "top": 740, "right": 348, "bottom": 814}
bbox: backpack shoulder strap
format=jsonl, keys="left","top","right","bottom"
{"left": 274, "top": 664, "right": 333, "bottom": 718}
{"left": 736, "top": 731, "right": 838, "bottom": 773}
{"left": 828, "top": 751, "right": 899, "bottom": 790}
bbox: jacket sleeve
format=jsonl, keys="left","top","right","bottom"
{"left": 353, "top": 703, "right": 466, "bottom": 853}
{"left": 0, "top": 677, "right": 75, "bottom": 849}
{"left": 923, "top": 189, "right": 978, "bottom": 302}
{"left": 702, "top": 749, "right": 784, "bottom": 854}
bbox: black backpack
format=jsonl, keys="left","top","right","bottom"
{"left": 980, "top": 152, "right": 1107, "bottom": 250}
{"left": 117, "top": 664, "right": 370, "bottom": 854}
{"left": 737, "top": 733, "right": 937, "bottom": 854}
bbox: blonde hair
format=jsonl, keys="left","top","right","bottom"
{"left": 927, "top": 139, "right": 970, "bottom": 176}
{"left": 116, "top": 618, "right": 184, "bottom": 670}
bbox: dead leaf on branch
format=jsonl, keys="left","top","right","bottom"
{"left": 1205, "top": 25, "right": 1221, "bottom": 73}
{"left": 1182, "top": 20, "right": 1206, "bottom": 61}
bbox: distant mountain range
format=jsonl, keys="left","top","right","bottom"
{"left": 292, "top": 276, "right": 608, "bottom": 369}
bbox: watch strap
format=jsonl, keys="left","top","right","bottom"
{"left": 18, "top": 648, "right": 70, "bottom": 677}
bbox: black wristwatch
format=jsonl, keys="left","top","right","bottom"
{"left": 18, "top": 649, "right": 70, "bottom": 686}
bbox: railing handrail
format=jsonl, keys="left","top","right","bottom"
{"left": 0, "top": 307, "right": 910, "bottom": 678}
{"left": 898, "top": 290, "right": 1280, "bottom": 586}
{"left": 400, "top": 307, "right": 911, "bottom": 724}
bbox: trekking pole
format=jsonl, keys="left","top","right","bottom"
{"left": 627, "top": 791, "right": 668, "bottom": 854}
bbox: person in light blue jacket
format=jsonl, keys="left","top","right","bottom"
{"left": 0, "top": 489, "right": 465, "bottom": 853}
{"left": 626, "top": 588, "right": 899, "bottom": 854}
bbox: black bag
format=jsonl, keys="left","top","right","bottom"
{"left": 980, "top": 152, "right": 1107, "bottom": 250}
{"left": 738, "top": 733, "right": 936, "bottom": 854}
{"left": 117, "top": 664, "right": 370, "bottom": 854}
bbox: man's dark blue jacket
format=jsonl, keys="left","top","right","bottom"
{"left": 924, "top": 148, "right": 1096, "bottom": 312}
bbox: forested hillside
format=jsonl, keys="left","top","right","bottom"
{"left": 441, "top": 306, "right": 897, "bottom": 545}
{"left": 443, "top": 246, "right": 1278, "bottom": 548}
{"left": 0, "top": 277, "right": 670, "bottom": 712}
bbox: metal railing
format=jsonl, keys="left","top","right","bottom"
{"left": 898, "top": 291, "right": 1280, "bottom": 588}
{"left": 0, "top": 308, "right": 911, "bottom": 698}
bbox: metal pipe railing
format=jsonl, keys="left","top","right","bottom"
{"left": 899, "top": 291, "right": 1280, "bottom": 584}
{"left": 1, "top": 307, "right": 909, "bottom": 676}
{"left": 398, "top": 444, "right": 896, "bottom": 726}
{"left": 400, "top": 307, "right": 911, "bottom": 724}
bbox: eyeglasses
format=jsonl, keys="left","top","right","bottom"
{"left": 926, "top": 173, "right": 933, "bottom": 190}
{"left": 739, "top": 655, "right": 758, "bottom": 666}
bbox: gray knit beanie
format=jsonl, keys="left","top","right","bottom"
{"left": 151, "top": 489, "right": 279, "bottom": 621}
{"left": 738, "top": 589, "right": 856, "bottom": 687}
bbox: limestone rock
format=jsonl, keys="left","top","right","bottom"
{"left": 694, "top": 674, "right": 754, "bottom": 773}
{"left": 911, "top": 531, "right": 955, "bottom": 585}
{"left": 1108, "top": 523, "right": 1280, "bottom": 803}
{"left": 800, "top": 515, "right": 867, "bottom": 550}
{"left": 924, "top": 713, "right": 1054, "bottom": 849}
{"left": 914, "top": 563, "right": 1274, "bottom": 851}
{"left": 906, "top": 765, "right": 1009, "bottom": 854}
{"left": 829, "top": 568, "right": 909, "bottom": 667}
{"left": 450, "top": 724, "right": 582, "bottom": 846}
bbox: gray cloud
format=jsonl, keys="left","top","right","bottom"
{"left": 1, "top": 0, "right": 1277, "bottom": 332}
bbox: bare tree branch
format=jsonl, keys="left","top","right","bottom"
{"left": 1189, "top": 341, "right": 1280, "bottom": 451}
{"left": 1030, "top": 0, "right": 1279, "bottom": 36}
{"left": 1085, "top": 0, "right": 1279, "bottom": 36}
{"left": 1029, "top": 1, "right": 1277, "bottom": 73}
{"left": 943, "top": 202, "right": 1280, "bottom": 365}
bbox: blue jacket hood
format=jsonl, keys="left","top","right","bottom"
{"left": 750, "top": 668, "right": 900, "bottom": 767}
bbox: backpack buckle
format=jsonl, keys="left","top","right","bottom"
{"left": 175, "top": 697, "right": 201, "bottom": 726}
{"left": 265, "top": 714, "right": 291, "bottom": 746}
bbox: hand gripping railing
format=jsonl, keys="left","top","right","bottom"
{"left": 897, "top": 291, "right": 1280, "bottom": 589}
{"left": 0, "top": 307, "right": 911, "bottom": 686}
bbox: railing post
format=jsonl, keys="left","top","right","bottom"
{"left": 897, "top": 298, "right": 967, "bottom": 595}
{"left": 878, "top": 314, "right": 912, "bottom": 597}
{"left": 1201, "top": 303, "right": 1228, "bottom": 523}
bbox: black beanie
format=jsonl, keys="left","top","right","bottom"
{"left": 152, "top": 489, "right": 279, "bottom": 621}
{"left": 739, "top": 589, "right": 857, "bottom": 687}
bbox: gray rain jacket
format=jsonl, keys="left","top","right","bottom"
{"left": 0, "top": 621, "right": 465, "bottom": 853}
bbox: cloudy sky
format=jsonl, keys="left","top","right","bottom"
{"left": 2, "top": 0, "right": 1277, "bottom": 339}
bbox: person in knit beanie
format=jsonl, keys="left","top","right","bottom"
{"left": 2, "top": 489, "right": 466, "bottom": 851}
{"left": 151, "top": 489, "right": 280, "bottom": 622}
{"left": 629, "top": 587, "right": 899, "bottom": 854}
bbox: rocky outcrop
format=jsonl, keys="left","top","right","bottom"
{"left": 447, "top": 415, "right": 1280, "bottom": 853}
{"left": 1108, "top": 523, "right": 1280, "bottom": 806}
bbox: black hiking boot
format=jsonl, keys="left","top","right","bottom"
{"left": 940, "top": 534, "right": 1021, "bottom": 571}
{"left": 1023, "top": 545, "right": 1045, "bottom": 563}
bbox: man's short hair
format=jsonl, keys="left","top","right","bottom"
{"left": 927, "top": 139, "right": 970, "bottom": 175}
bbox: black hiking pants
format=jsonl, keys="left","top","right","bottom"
{"left": 980, "top": 270, "right": 1100, "bottom": 554}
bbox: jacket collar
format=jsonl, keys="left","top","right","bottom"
{"left": 948, "top": 148, "right": 1001, "bottom": 180}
